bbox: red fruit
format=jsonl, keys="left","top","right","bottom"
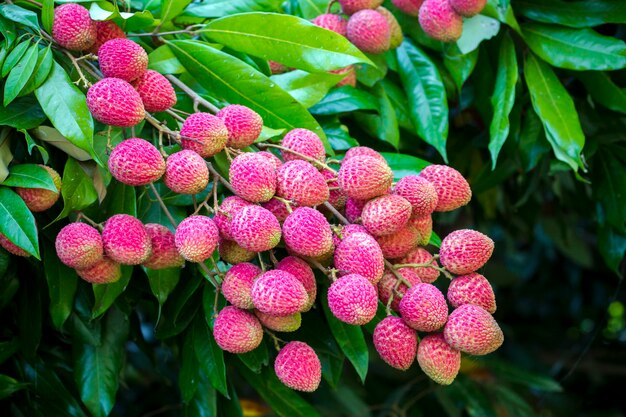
{"left": 86, "top": 78, "right": 145, "bottom": 127}
{"left": 52, "top": 4, "right": 96, "bottom": 51}
{"left": 439, "top": 229, "right": 494, "bottom": 275}
{"left": 448, "top": 272, "right": 496, "bottom": 313}
{"left": 55, "top": 223, "right": 103, "bottom": 269}
{"left": 399, "top": 283, "right": 448, "bottom": 332}
{"left": 331, "top": 66, "right": 357, "bottom": 87}
{"left": 398, "top": 247, "right": 440, "bottom": 283}
{"left": 338, "top": 155, "right": 393, "bottom": 200}
{"left": 255, "top": 310, "right": 302, "bottom": 332}
{"left": 213, "top": 306, "right": 263, "bottom": 354}
{"left": 219, "top": 239, "right": 256, "bottom": 264}
{"left": 444, "top": 304, "right": 503, "bottom": 355}
{"left": 108, "top": 138, "right": 165, "bottom": 186}
{"left": 276, "top": 160, "right": 329, "bottom": 207}
{"left": 334, "top": 232, "right": 385, "bottom": 284}
{"left": 89, "top": 20, "right": 126, "bottom": 54}
{"left": 274, "top": 341, "right": 321, "bottom": 392}
{"left": 407, "top": 214, "right": 433, "bottom": 246}
{"left": 417, "top": 333, "right": 461, "bottom": 385}
{"left": 391, "top": 0, "right": 424, "bottom": 16}
{"left": 102, "top": 214, "right": 151, "bottom": 265}
{"left": 361, "top": 194, "right": 412, "bottom": 237}
{"left": 327, "top": 274, "right": 378, "bottom": 325}
{"left": 164, "top": 150, "right": 209, "bottom": 195}
{"left": 345, "top": 197, "right": 368, "bottom": 222}
{"left": 229, "top": 152, "right": 277, "bottom": 203}
{"left": 338, "top": 0, "right": 384, "bottom": 15}
{"left": 15, "top": 165, "right": 61, "bottom": 212}
{"left": 393, "top": 175, "right": 438, "bottom": 217}
{"left": 76, "top": 257, "right": 121, "bottom": 284}
{"left": 0, "top": 233, "right": 30, "bottom": 257}
{"left": 261, "top": 198, "right": 293, "bottom": 223}
{"left": 282, "top": 207, "right": 333, "bottom": 258}
{"left": 376, "top": 224, "right": 420, "bottom": 259}
{"left": 174, "top": 215, "right": 218, "bottom": 263}
{"left": 276, "top": 256, "right": 317, "bottom": 311}
{"left": 143, "top": 224, "right": 184, "bottom": 270}
{"left": 281, "top": 128, "right": 326, "bottom": 163}
{"left": 216, "top": 105, "right": 263, "bottom": 149}
{"left": 373, "top": 316, "right": 418, "bottom": 370}
{"left": 347, "top": 10, "right": 391, "bottom": 54}
{"left": 449, "top": 0, "right": 487, "bottom": 17}
{"left": 222, "top": 262, "right": 262, "bottom": 309}
{"left": 257, "top": 151, "right": 283, "bottom": 169}
{"left": 269, "top": 61, "right": 289, "bottom": 74}
{"left": 321, "top": 168, "right": 347, "bottom": 209}
{"left": 344, "top": 146, "right": 386, "bottom": 162}
{"left": 133, "top": 70, "right": 177, "bottom": 112}
{"left": 312, "top": 13, "right": 348, "bottom": 36}
{"left": 377, "top": 268, "right": 421, "bottom": 311}
{"left": 180, "top": 113, "right": 229, "bottom": 158}
{"left": 251, "top": 270, "right": 309, "bottom": 316}
{"left": 377, "top": 7, "right": 403, "bottom": 49}
{"left": 230, "top": 206, "right": 282, "bottom": 252}
{"left": 418, "top": 165, "right": 471, "bottom": 212}
{"left": 214, "top": 196, "right": 253, "bottom": 240}
{"left": 98, "top": 38, "right": 148, "bottom": 82}
{"left": 418, "top": 0, "right": 463, "bottom": 43}
{"left": 333, "top": 224, "right": 369, "bottom": 247}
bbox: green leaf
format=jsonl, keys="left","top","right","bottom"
{"left": 156, "top": 274, "right": 203, "bottom": 339}
{"left": 148, "top": 45, "right": 185, "bottom": 74}
{"left": 1, "top": 164, "right": 57, "bottom": 191}
{"left": 310, "top": 86, "right": 378, "bottom": 115}
{"left": 593, "top": 150, "right": 626, "bottom": 231}
{"left": 354, "top": 83, "right": 399, "bottom": 149}
{"left": 19, "top": 129, "right": 49, "bottom": 164}
{"left": 488, "top": 361, "right": 563, "bottom": 392}
{"left": 168, "top": 40, "right": 330, "bottom": 153}
{"left": 322, "top": 119, "right": 358, "bottom": 151}
{"left": 184, "top": 372, "right": 217, "bottom": 417}
{"left": 270, "top": 70, "right": 343, "bottom": 108}
{"left": 22, "top": 45, "right": 54, "bottom": 95}
{"left": 180, "top": 327, "right": 200, "bottom": 402}
{"left": 0, "top": 339, "right": 18, "bottom": 365}
{"left": 89, "top": 2, "right": 156, "bottom": 32}
{"left": 238, "top": 340, "right": 269, "bottom": 373}
{"left": 184, "top": 0, "right": 283, "bottom": 18}
{"left": 44, "top": 243, "right": 78, "bottom": 329}
{"left": 396, "top": 41, "right": 448, "bottom": 161}
{"left": 0, "top": 96, "right": 46, "bottom": 129}
{"left": 0, "top": 5, "right": 40, "bottom": 30}
{"left": 488, "top": 33, "right": 518, "bottom": 169}
{"left": 18, "top": 273, "right": 42, "bottom": 358}
{"left": 297, "top": 0, "right": 327, "bottom": 19}
{"left": 1, "top": 41, "right": 29, "bottom": 77}
{"left": 0, "top": 187, "right": 39, "bottom": 258}
{"left": 443, "top": 44, "right": 478, "bottom": 92}
{"left": 92, "top": 267, "right": 131, "bottom": 318}
{"left": 0, "top": 374, "right": 27, "bottom": 400}
{"left": 444, "top": 375, "right": 496, "bottom": 417}
{"left": 191, "top": 315, "right": 228, "bottom": 397}
{"left": 55, "top": 158, "right": 98, "bottom": 221}
{"left": 34, "top": 61, "right": 96, "bottom": 161}
{"left": 99, "top": 179, "right": 136, "bottom": 218}
{"left": 456, "top": 15, "right": 500, "bottom": 55}
{"left": 0, "top": 16, "right": 16, "bottom": 47}
{"left": 31, "top": 126, "right": 92, "bottom": 161}
{"left": 41, "top": 0, "right": 54, "bottom": 33}
{"left": 146, "top": 267, "right": 180, "bottom": 306}
{"left": 4, "top": 43, "right": 38, "bottom": 106}
{"left": 516, "top": 0, "right": 626, "bottom": 28}
{"left": 74, "top": 305, "right": 130, "bottom": 417}
{"left": 598, "top": 225, "right": 626, "bottom": 276}
{"left": 202, "top": 13, "right": 371, "bottom": 73}
{"left": 522, "top": 23, "right": 626, "bottom": 71}
{"left": 380, "top": 152, "right": 430, "bottom": 181}
{"left": 577, "top": 72, "right": 626, "bottom": 115}
{"left": 161, "top": 0, "right": 192, "bottom": 24}
{"left": 524, "top": 53, "right": 585, "bottom": 172}
{"left": 0, "top": 132, "right": 11, "bottom": 183}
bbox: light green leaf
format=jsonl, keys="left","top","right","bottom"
{"left": 4, "top": 43, "right": 39, "bottom": 106}
{"left": 1, "top": 41, "right": 29, "bottom": 77}
{"left": 160, "top": 0, "right": 192, "bottom": 24}
{"left": 148, "top": 45, "right": 185, "bottom": 74}
{"left": 21, "top": 45, "right": 54, "bottom": 95}
{"left": 297, "top": 0, "right": 327, "bottom": 19}
{"left": 184, "top": 0, "right": 283, "bottom": 18}
{"left": 90, "top": 2, "right": 156, "bottom": 32}
{"left": 42, "top": 0, "right": 54, "bottom": 34}
{"left": 516, "top": 0, "right": 626, "bottom": 28}
{"left": 0, "top": 186, "right": 39, "bottom": 258}
{"left": 456, "top": 15, "right": 500, "bottom": 54}
{"left": 270, "top": 70, "right": 343, "bottom": 108}
{"left": 1, "top": 164, "right": 57, "bottom": 191}
{"left": 0, "top": 4, "right": 40, "bottom": 31}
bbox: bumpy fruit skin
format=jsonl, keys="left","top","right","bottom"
{"left": 417, "top": 333, "right": 461, "bottom": 385}
{"left": 361, "top": 194, "right": 412, "bottom": 237}
{"left": 262, "top": 198, "right": 292, "bottom": 223}
{"left": 76, "top": 257, "right": 121, "bottom": 284}
{"left": 102, "top": 214, "right": 151, "bottom": 265}
{"left": 87, "top": 78, "right": 145, "bottom": 127}
{"left": 276, "top": 161, "right": 329, "bottom": 207}
{"left": 339, "top": 0, "right": 384, "bottom": 14}
{"left": 407, "top": 214, "right": 433, "bottom": 246}
{"left": 391, "top": 0, "right": 424, "bottom": 16}
{"left": 133, "top": 70, "right": 177, "bottom": 112}
{"left": 439, "top": 229, "right": 494, "bottom": 275}
{"left": 108, "top": 138, "right": 165, "bottom": 186}
{"left": 89, "top": 20, "right": 126, "bottom": 54}
{"left": 257, "top": 151, "right": 283, "bottom": 169}
{"left": 339, "top": 155, "right": 393, "bottom": 200}
{"left": 393, "top": 175, "right": 438, "bottom": 217}
{"left": 398, "top": 247, "right": 440, "bottom": 283}
{"left": 213, "top": 306, "right": 263, "bottom": 354}
{"left": 399, "top": 283, "right": 448, "bottom": 332}
{"left": 345, "top": 197, "right": 367, "bottom": 223}
{"left": 334, "top": 232, "right": 385, "bottom": 284}
{"left": 216, "top": 105, "right": 263, "bottom": 149}
{"left": 373, "top": 316, "right": 418, "bottom": 370}
{"left": 448, "top": 273, "right": 496, "bottom": 313}
{"left": 52, "top": 4, "right": 96, "bottom": 51}
{"left": 15, "top": 165, "right": 61, "bottom": 212}
{"left": 449, "top": 0, "right": 487, "bottom": 17}
{"left": 281, "top": 129, "right": 326, "bottom": 163}
{"left": 283, "top": 207, "right": 334, "bottom": 258}
{"left": 222, "top": 262, "right": 262, "bottom": 309}
{"left": 312, "top": 13, "right": 348, "bottom": 36}
{"left": 251, "top": 270, "right": 309, "bottom": 316}
{"left": 274, "top": 341, "right": 321, "bottom": 392}
{"left": 164, "top": 150, "right": 209, "bottom": 195}
{"left": 378, "top": 268, "right": 421, "bottom": 311}
{"left": 219, "top": 239, "right": 256, "bottom": 264}
{"left": 230, "top": 206, "right": 282, "bottom": 252}
{"left": 418, "top": 165, "right": 471, "bottom": 212}
{"left": 328, "top": 274, "right": 378, "bottom": 325}
{"left": 276, "top": 256, "right": 317, "bottom": 311}
{"left": 55, "top": 223, "right": 103, "bottom": 269}
{"left": 229, "top": 152, "right": 277, "bottom": 203}
{"left": 214, "top": 196, "right": 253, "bottom": 240}
{"left": 376, "top": 225, "right": 420, "bottom": 259}
{"left": 143, "top": 224, "right": 184, "bottom": 270}
{"left": 333, "top": 224, "right": 369, "bottom": 247}
{"left": 418, "top": 0, "right": 463, "bottom": 43}
{"left": 0, "top": 233, "right": 30, "bottom": 257}
{"left": 180, "top": 113, "right": 229, "bottom": 158}
{"left": 321, "top": 168, "right": 347, "bottom": 209}
{"left": 347, "top": 10, "right": 391, "bottom": 54}
{"left": 98, "top": 38, "right": 148, "bottom": 82}
{"left": 255, "top": 310, "right": 302, "bottom": 332}
{"left": 174, "top": 215, "right": 218, "bottom": 263}
{"left": 377, "top": 7, "right": 403, "bottom": 49}
{"left": 444, "top": 304, "right": 503, "bottom": 355}
{"left": 344, "top": 146, "right": 386, "bottom": 162}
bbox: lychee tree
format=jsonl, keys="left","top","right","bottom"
{"left": 0, "top": 0, "right": 624, "bottom": 416}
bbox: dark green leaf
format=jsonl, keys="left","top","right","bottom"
{"left": 310, "top": 86, "right": 378, "bottom": 115}
{"left": 354, "top": 82, "right": 399, "bottom": 148}
{"left": 146, "top": 267, "right": 180, "bottom": 306}
{"left": 443, "top": 44, "right": 478, "bottom": 92}
{"left": 516, "top": 0, "right": 626, "bottom": 28}
{"left": 488, "top": 361, "right": 563, "bottom": 392}
{"left": 577, "top": 72, "right": 626, "bottom": 115}
{"left": 0, "top": 4, "right": 40, "bottom": 30}
{"left": 44, "top": 243, "right": 78, "bottom": 329}
{"left": 161, "top": 0, "right": 192, "bottom": 24}
{"left": 183, "top": 371, "right": 217, "bottom": 417}
{"left": 0, "top": 16, "right": 16, "bottom": 47}
{"left": 456, "top": 15, "right": 500, "bottom": 54}
{"left": 1, "top": 163, "right": 57, "bottom": 191}
{"left": 18, "top": 274, "right": 42, "bottom": 358}
{"left": 156, "top": 274, "right": 203, "bottom": 338}
{"left": 4, "top": 43, "right": 38, "bottom": 106}
{"left": 218, "top": 383, "right": 243, "bottom": 417}
{"left": 0, "top": 132, "right": 11, "bottom": 184}
{"left": 271, "top": 70, "right": 343, "bottom": 108}
{"left": 19, "top": 129, "right": 49, "bottom": 164}
{"left": 598, "top": 225, "right": 626, "bottom": 276}
{"left": 0, "top": 96, "right": 46, "bottom": 129}
{"left": 91, "top": 266, "right": 131, "bottom": 318}
{"left": 443, "top": 375, "right": 496, "bottom": 417}
{"left": 184, "top": 0, "right": 284, "bottom": 19}
{"left": 491, "top": 385, "right": 536, "bottom": 417}
{"left": 55, "top": 158, "right": 98, "bottom": 221}
{"left": 0, "top": 186, "right": 39, "bottom": 258}
{"left": 0, "top": 339, "right": 18, "bottom": 365}
{"left": 593, "top": 150, "right": 626, "bottom": 231}
{"left": 180, "top": 327, "right": 200, "bottom": 402}
{"left": 1, "top": 41, "right": 29, "bottom": 77}
{"left": 0, "top": 374, "right": 26, "bottom": 400}
{"left": 381, "top": 152, "right": 430, "bottom": 181}
{"left": 238, "top": 340, "right": 269, "bottom": 373}
{"left": 191, "top": 315, "right": 227, "bottom": 396}
{"left": 100, "top": 179, "right": 137, "bottom": 218}
{"left": 321, "top": 118, "right": 359, "bottom": 151}
{"left": 42, "top": 0, "right": 54, "bottom": 33}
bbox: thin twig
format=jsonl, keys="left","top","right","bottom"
{"left": 257, "top": 143, "right": 335, "bottom": 172}
{"left": 323, "top": 201, "right": 349, "bottom": 224}
{"left": 164, "top": 74, "right": 220, "bottom": 114}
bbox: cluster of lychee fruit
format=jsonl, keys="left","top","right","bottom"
{"left": 413, "top": 0, "right": 487, "bottom": 42}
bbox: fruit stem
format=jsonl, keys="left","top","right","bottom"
{"left": 164, "top": 74, "right": 220, "bottom": 114}
{"left": 385, "top": 277, "right": 404, "bottom": 316}
{"left": 325, "top": 0, "right": 337, "bottom": 13}
{"left": 256, "top": 143, "right": 337, "bottom": 173}
{"left": 76, "top": 212, "right": 102, "bottom": 231}
{"left": 384, "top": 260, "right": 414, "bottom": 288}
{"left": 272, "top": 196, "right": 294, "bottom": 213}
{"left": 63, "top": 50, "right": 91, "bottom": 88}
{"left": 206, "top": 162, "right": 236, "bottom": 194}
{"left": 165, "top": 109, "right": 185, "bottom": 122}
{"left": 323, "top": 201, "right": 349, "bottom": 225}
{"left": 264, "top": 328, "right": 285, "bottom": 351}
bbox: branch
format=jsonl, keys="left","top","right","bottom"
{"left": 164, "top": 74, "right": 220, "bottom": 114}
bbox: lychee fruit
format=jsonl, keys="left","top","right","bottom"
{"left": 338, "top": 155, "right": 393, "bottom": 200}
{"left": 331, "top": 65, "right": 357, "bottom": 87}
{"left": 108, "top": 138, "right": 165, "bottom": 186}
{"left": 376, "top": 7, "right": 403, "bottom": 49}
{"left": 373, "top": 316, "right": 418, "bottom": 370}
{"left": 347, "top": 9, "right": 391, "bottom": 54}
{"left": 417, "top": 333, "right": 461, "bottom": 385}
{"left": 376, "top": 224, "right": 420, "bottom": 259}
{"left": 15, "top": 165, "right": 61, "bottom": 212}
{"left": 76, "top": 256, "right": 121, "bottom": 284}
{"left": 102, "top": 214, "right": 151, "bottom": 265}
{"left": 251, "top": 270, "right": 309, "bottom": 316}
{"left": 257, "top": 151, "right": 283, "bottom": 169}
{"left": 399, "top": 283, "right": 448, "bottom": 332}
{"left": 407, "top": 214, "right": 433, "bottom": 246}
{"left": 276, "top": 160, "right": 329, "bottom": 207}
{"left": 216, "top": 105, "right": 263, "bottom": 149}
{"left": 344, "top": 146, "right": 386, "bottom": 162}
{"left": 52, "top": 4, "right": 96, "bottom": 51}
{"left": 312, "top": 13, "right": 348, "bottom": 36}
{"left": 86, "top": 78, "right": 145, "bottom": 127}
{"left": 274, "top": 341, "right": 321, "bottom": 392}
{"left": 449, "top": 0, "right": 487, "bottom": 17}
{"left": 276, "top": 256, "right": 317, "bottom": 311}
{"left": 334, "top": 232, "right": 384, "bottom": 284}
{"left": 391, "top": 0, "right": 424, "bottom": 16}
{"left": 269, "top": 61, "right": 289, "bottom": 74}
{"left": 230, "top": 206, "right": 282, "bottom": 252}
{"left": 447, "top": 273, "right": 496, "bottom": 314}
{"left": 98, "top": 38, "right": 147, "bottom": 82}
{"left": 321, "top": 168, "right": 346, "bottom": 209}
{"left": 174, "top": 215, "right": 218, "bottom": 263}
{"left": 229, "top": 152, "right": 277, "bottom": 203}
{"left": 333, "top": 224, "right": 369, "bottom": 247}
{"left": 439, "top": 229, "right": 494, "bottom": 275}
{"left": 418, "top": 0, "right": 463, "bottom": 43}
{"left": 327, "top": 274, "right": 378, "bottom": 325}
{"left": 0, "top": 233, "right": 30, "bottom": 257}
{"left": 398, "top": 247, "right": 440, "bottom": 283}
{"left": 261, "top": 198, "right": 293, "bottom": 223}
{"left": 219, "top": 238, "right": 256, "bottom": 264}
{"left": 55, "top": 222, "right": 103, "bottom": 269}
{"left": 255, "top": 310, "right": 302, "bottom": 332}
{"left": 214, "top": 196, "right": 253, "bottom": 240}
{"left": 393, "top": 175, "right": 438, "bottom": 217}
{"left": 222, "top": 262, "right": 262, "bottom": 309}
{"left": 213, "top": 306, "right": 263, "bottom": 354}
{"left": 143, "top": 224, "right": 184, "bottom": 270}
{"left": 361, "top": 194, "right": 412, "bottom": 237}
{"left": 377, "top": 267, "right": 421, "bottom": 311}
{"left": 338, "top": 0, "right": 384, "bottom": 15}
{"left": 443, "top": 304, "right": 503, "bottom": 355}
{"left": 418, "top": 165, "right": 471, "bottom": 212}
{"left": 164, "top": 150, "right": 209, "bottom": 195}
{"left": 281, "top": 128, "right": 326, "bottom": 163}
{"left": 89, "top": 20, "right": 126, "bottom": 54}
{"left": 282, "top": 207, "right": 334, "bottom": 258}
{"left": 180, "top": 112, "right": 229, "bottom": 158}
{"left": 132, "top": 70, "right": 177, "bottom": 112}
{"left": 345, "top": 197, "right": 368, "bottom": 223}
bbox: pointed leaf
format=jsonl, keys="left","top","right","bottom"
{"left": 516, "top": 0, "right": 626, "bottom": 28}
{"left": 270, "top": 70, "right": 343, "bottom": 108}
{"left": 0, "top": 4, "right": 40, "bottom": 30}
{"left": 55, "top": 158, "right": 98, "bottom": 221}
{"left": 192, "top": 315, "right": 228, "bottom": 396}
{"left": 1, "top": 41, "right": 29, "bottom": 77}
{"left": 0, "top": 96, "right": 46, "bottom": 129}
{"left": 310, "top": 86, "right": 378, "bottom": 115}
{"left": 91, "top": 266, "right": 132, "bottom": 318}
{"left": 577, "top": 72, "right": 626, "bottom": 115}
{"left": 1, "top": 163, "right": 57, "bottom": 191}
{"left": 184, "top": 0, "right": 282, "bottom": 18}
{"left": 0, "top": 186, "right": 39, "bottom": 258}
{"left": 146, "top": 267, "right": 180, "bottom": 306}
{"left": 161, "top": 0, "right": 192, "bottom": 24}
{"left": 4, "top": 43, "right": 39, "bottom": 106}
{"left": 44, "top": 243, "right": 78, "bottom": 329}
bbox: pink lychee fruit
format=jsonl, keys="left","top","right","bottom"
{"left": 391, "top": 0, "right": 424, "bottom": 16}
{"left": 398, "top": 247, "right": 440, "bottom": 283}
{"left": 108, "top": 138, "right": 165, "bottom": 186}
{"left": 377, "top": 7, "right": 403, "bottom": 49}
{"left": 216, "top": 105, "right": 263, "bottom": 149}
{"left": 399, "top": 283, "right": 448, "bottom": 332}
{"left": 142, "top": 224, "right": 184, "bottom": 270}
{"left": 276, "top": 256, "right": 317, "bottom": 311}
{"left": 255, "top": 310, "right": 302, "bottom": 332}
{"left": 0, "top": 233, "right": 30, "bottom": 257}
{"left": 164, "top": 150, "right": 209, "bottom": 195}
{"left": 261, "top": 198, "right": 293, "bottom": 223}
{"left": 373, "top": 316, "right": 418, "bottom": 370}
{"left": 361, "top": 194, "right": 412, "bottom": 237}
{"left": 331, "top": 65, "right": 357, "bottom": 87}
{"left": 180, "top": 112, "right": 229, "bottom": 158}
{"left": 257, "top": 151, "right": 283, "bottom": 170}
{"left": 55, "top": 222, "right": 103, "bottom": 269}
{"left": 377, "top": 267, "right": 421, "bottom": 311}
{"left": 15, "top": 165, "right": 61, "bottom": 212}
{"left": 332, "top": 224, "right": 369, "bottom": 247}
{"left": 281, "top": 128, "right": 326, "bottom": 163}
{"left": 443, "top": 304, "right": 503, "bottom": 355}
{"left": 230, "top": 206, "right": 282, "bottom": 252}
{"left": 274, "top": 341, "right": 321, "bottom": 392}
{"left": 282, "top": 207, "right": 334, "bottom": 258}
{"left": 174, "top": 215, "right": 218, "bottom": 263}
{"left": 338, "top": 155, "right": 393, "bottom": 200}
{"left": 418, "top": 0, "right": 464, "bottom": 43}
{"left": 213, "top": 306, "right": 263, "bottom": 354}
{"left": 439, "top": 229, "right": 494, "bottom": 275}
{"left": 102, "top": 214, "right": 151, "bottom": 265}
{"left": 251, "top": 270, "right": 309, "bottom": 316}
{"left": 334, "top": 232, "right": 384, "bottom": 284}
{"left": 345, "top": 197, "right": 368, "bottom": 223}
{"left": 393, "top": 175, "right": 438, "bottom": 217}
{"left": 376, "top": 224, "right": 420, "bottom": 259}
{"left": 88, "top": 20, "right": 126, "bottom": 54}
{"left": 269, "top": 61, "right": 289, "bottom": 74}
{"left": 417, "top": 333, "right": 461, "bottom": 385}
{"left": 229, "top": 152, "right": 277, "bottom": 203}
{"left": 98, "top": 38, "right": 148, "bottom": 82}
{"left": 222, "top": 262, "right": 262, "bottom": 309}
{"left": 447, "top": 273, "right": 496, "bottom": 314}
{"left": 52, "top": 4, "right": 96, "bottom": 51}
{"left": 406, "top": 214, "right": 433, "bottom": 246}
{"left": 327, "top": 274, "right": 378, "bottom": 325}
{"left": 344, "top": 146, "right": 386, "bottom": 162}
{"left": 347, "top": 9, "right": 391, "bottom": 54}
{"left": 219, "top": 238, "right": 256, "bottom": 264}
{"left": 276, "top": 160, "right": 329, "bottom": 207}
{"left": 132, "top": 70, "right": 177, "bottom": 112}
{"left": 76, "top": 256, "right": 121, "bottom": 284}
{"left": 312, "top": 13, "right": 348, "bottom": 36}
{"left": 214, "top": 196, "right": 253, "bottom": 240}
{"left": 86, "top": 78, "right": 145, "bottom": 127}
{"left": 338, "top": 0, "right": 384, "bottom": 15}
{"left": 418, "top": 164, "right": 471, "bottom": 212}
{"left": 449, "top": 0, "right": 487, "bottom": 17}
